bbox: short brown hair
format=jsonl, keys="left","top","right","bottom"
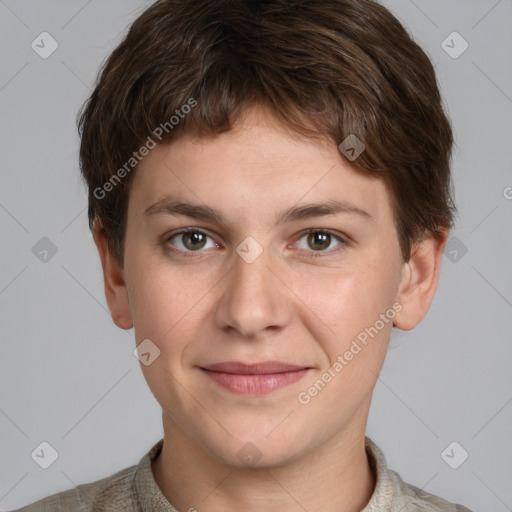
{"left": 77, "top": 0, "right": 456, "bottom": 267}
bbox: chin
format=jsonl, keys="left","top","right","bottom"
{"left": 204, "top": 424, "right": 309, "bottom": 469}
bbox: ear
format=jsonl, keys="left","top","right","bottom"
{"left": 92, "top": 219, "right": 133, "bottom": 330}
{"left": 393, "top": 228, "right": 449, "bottom": 331}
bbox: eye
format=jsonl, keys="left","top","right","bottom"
{"left": 294, "top": 229, "right": 347, "bottom": 256}
{"left": 165, "top": 229, "right": 218, "bottom": 254}
{"left": 164, "top": 227, "right": 347, "bottom": 258}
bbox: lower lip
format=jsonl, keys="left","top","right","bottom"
{"left": 201, "top": 368, "right": 310, "bottom": 395}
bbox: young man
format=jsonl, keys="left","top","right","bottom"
{"left": 12, "top": 0, "right": 473, "bottom": 510}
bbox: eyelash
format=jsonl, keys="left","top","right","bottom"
{"left": 163, "top": 228, "right": 348, "bottom": 259}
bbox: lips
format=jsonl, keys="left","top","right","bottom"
{"left": 201, "top": 361, "right": 308, "bottom": 374}
{"left": 200, "top": 361, "right": 311, "bottom": 394}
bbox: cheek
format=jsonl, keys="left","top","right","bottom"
{"left": 294, "top": 265, "right": 397, "bottom": 410}
{"left": 293, "top": 259, "right": 397, "bottom": 342}
{"left": 126, "top": 232, "right": 401, "bottom": 356}
{"left": 127, "top": 258, "right": 217, "bottom": 349}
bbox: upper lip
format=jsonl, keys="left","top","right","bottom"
{"left": 201, "top": 361, "right": 309, "bottom": 374}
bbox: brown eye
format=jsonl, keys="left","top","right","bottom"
{"left": 295, "top": 229, "right": 346, "bottom": 256}
{"left": 166, "top": 229, "right": 216, "bottom": 252}
{"left": 182, "top": 231, "right": 207, "bottom": 250}
{"left": 307, "top": 231, "right": 331, "bottom": 251}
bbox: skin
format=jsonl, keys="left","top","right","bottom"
{"left": 93, "top": 106, "right": 448, "bottom": 512}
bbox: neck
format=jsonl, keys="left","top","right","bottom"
{"left": 152, "top": 411, "right": 376, "bottom": 512}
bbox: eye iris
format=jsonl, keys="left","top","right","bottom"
{"left": 177, "top": 231, "right": 334, "bottom": 252}
{"left": 308, "top": 232, "right": 330, "bottom": 251}
{"left": 183, "top": 231, "right": 206, "bottom": 250}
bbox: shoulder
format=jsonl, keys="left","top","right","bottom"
{"left": 388, "top": 468, "right": 474, "bottom": 512}
{"left": 9, "top": 464, "right": 139, "bottom": 512}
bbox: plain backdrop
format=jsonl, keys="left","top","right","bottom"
{"left": 0, "top": 1, "right": 511, "bottom": 510}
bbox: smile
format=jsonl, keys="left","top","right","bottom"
{"left": 200, "top": 361, "right": 311, "bottom": 395}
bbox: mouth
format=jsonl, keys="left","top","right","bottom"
{"left": 199, "top": 361, "right": 311, "bottom": 395}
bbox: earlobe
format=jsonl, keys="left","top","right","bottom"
{"left": 393, "top": 229, "right": 449, "bottom": 331}
{"left": 92, "top": 219, "right": 133, "bottom": 330}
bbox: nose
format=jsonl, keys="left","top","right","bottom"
{"left": 213, "top": 238, "right": 291, "bottom": 340}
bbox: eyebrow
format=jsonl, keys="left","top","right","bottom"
{"left": 144, "top": 197, "right": 373, "bottom": 225}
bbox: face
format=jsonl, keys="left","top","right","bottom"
{"left": 103, "top": 107, "right": 433, "bottom": 468}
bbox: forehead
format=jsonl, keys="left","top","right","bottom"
{"left": 130, "top": 108, "right": 393, "bottom": 228}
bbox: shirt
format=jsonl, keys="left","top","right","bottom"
{"left": 10, "top": 436, "right": 474, "bottom": 511}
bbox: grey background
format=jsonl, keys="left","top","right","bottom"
{"left": 0, "top": 0, "right": 511, "bottom": 510}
